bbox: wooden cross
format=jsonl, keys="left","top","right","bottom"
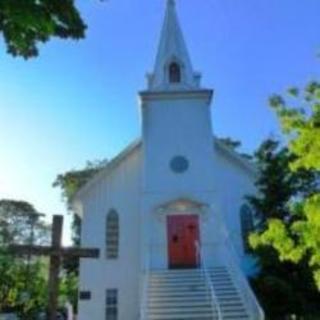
{"left": 9, "top": 215, "right": 100, "bottom": 320}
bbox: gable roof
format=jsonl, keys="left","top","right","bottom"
{"left": 72, "top": 139, "right": 141, "bottom": 205}
{"left": 72, "top": 136, "right": 257, "bottom": 207}
{"left": 213, "top": 137, "right": 257, "bottom": 176}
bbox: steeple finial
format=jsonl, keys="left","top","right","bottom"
{"left": 147, "top": 0, "right": 201, "bottom": 91}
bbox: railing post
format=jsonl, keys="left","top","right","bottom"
{"left": 213, "top": 209, "right": 264, "bottom": 320}
{"left": 195, "top": 241, "right": 222, "bottom": 320}
{"left": 140, "top": 244, "right": 150, "bottom": 320}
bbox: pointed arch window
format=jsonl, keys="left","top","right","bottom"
{"left": 240, "top": 204, "right": 254, "bottom": 253}
{"left": 169, "top": 62, "right": 181, "bottom": 83}
{"left": 106, "top": 210, "right": 119, "bottom": 259}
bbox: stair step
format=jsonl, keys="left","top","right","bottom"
{"left": 148, "top": 301, "right": 212, "bottom": 308}
{"left": 148, "top": 312, "right": 216, "bottom": 319}
{"left": 148, "top": 295, "right": 211, "bottom": 303}
{"left": 149, "top": 285, "right": 207, "bottom": 292}
{"left": 148, "top": 292, "right": 209, "bottom": 299}
{"left": 144, "top": 267, "right": 258, "bottom": 320}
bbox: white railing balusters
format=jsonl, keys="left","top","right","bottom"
{"left": 214, "top": 210, "right": 265, "bottom": 320}
{"left": 140, "top": 245, "right": 150, "bottom": 320}
{"left": 195, "top": 241, "right": 222, "bottom": 320}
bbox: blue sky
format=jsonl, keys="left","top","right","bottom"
{"left": 0, "top": 0, "right": 319, "bottom": 243}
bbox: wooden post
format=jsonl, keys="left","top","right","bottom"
{"left": 48, "top": 215, "right": 63, "bottom": 320}
{"left": 8, "top": 215, "right": 100, "bottom": 320}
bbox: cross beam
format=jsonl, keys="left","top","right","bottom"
{"left": 9, "top": 215, "right": 100, "bottom": 320}
{"left": 11, "top": 245, "right": 99, "bottom": 258}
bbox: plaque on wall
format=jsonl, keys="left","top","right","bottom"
{"left": 79, "top": 291, "right": 91, "bottom": 300}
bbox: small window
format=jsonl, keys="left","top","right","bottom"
{"left": 170, "top": 155, "right": 189, "bottom": 173}
{"left": 106, "top": 289, "right": 118, "bottom": 320}
{"left": 169, "top": 62, "right": 181, "bottom": 83}
{"left": 240, "top": 204, "right": 254, "bottom": 253}
{"left": 106, "top": 210, "right": 119, "bottom": 259}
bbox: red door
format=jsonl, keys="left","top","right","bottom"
{"left": 167, "top": 215, "right": 199, "bottom": 269}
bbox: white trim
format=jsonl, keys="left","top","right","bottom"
{"left": 214, "top": 137, "right": 257, "bottom": 176}
{"left": 71, "top": 139, "right": 141, "bottom": 208}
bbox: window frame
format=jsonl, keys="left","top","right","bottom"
{"left": 106, "top": 209, "right": 119, "bottom": 259}
{"left": 240, "top": 204, "right": 254, "bottom": 253}
{"left": 105, "top": 288, "right": 118, "bottom": 320}
{"left": 169, "top": 62, "right": 181, "bottom": 83}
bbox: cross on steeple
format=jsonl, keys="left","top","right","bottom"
{"left": 9, "top": 215, "right": 100, "bottom": 320}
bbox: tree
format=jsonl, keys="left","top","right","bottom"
{"left": 250, "top": 81, "right": 320, "bottom": 291}
{"left": 53, "top": 159, "right": 107, "bottom": 246}
{"left": 53, "top": 160, "right": 106, "bottom": 312}
{"left": 218, "top": 136, "right": 253, "bottom": 159}
{"left": 0, "top": 0, "right": 86, "bottom": 58}
{"left": 0, "top": 252, "right": 48, "bottom": 318}
{"left": 247, "top": 140, "right": 320, "bottom": 318}
{"left": 247, "top": 139, "right": 317, "bottom": 225}
{"left": 0, "top": 200, "right": 50, "bottom": 318}
{"left": 0, "top": 199, "right": 50, "bottom": 246}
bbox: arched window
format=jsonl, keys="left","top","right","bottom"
{"left": 106, "top": 210, "right": 119, "bottom": 259}
{"left": 169, "top": 62, "right": 181, "bottom": 83}
{"left": 240, "top": 204, "right": 254, "bottom": 253}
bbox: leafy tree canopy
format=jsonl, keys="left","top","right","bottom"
{"left": 0, "top": 200, "right": 50, "bottom": 317}
{"left": 247, "top": 140, "right": 320, "bottom": 318}
{"left": 53, "top": 160, "right": 107, "bottom": 211}
{"left": 218, "top": 136, "right": 253, "bottom": 159}
{"left": 0, "top": 0, "right": 86, "bottom": 58}
{"left": 53, "top": 160, "right": 106, "bottom": 312}
{"left": 250, "top": 80, "right": 320, "bottom": 289}
{"left": 247, "top": 139, "right": 317, "bottom": 224}
{"left": 0, "top": 199, "right": 50, "bottom": 246}
{"left": 53, "top": 159, "right": 107, "bottom": 245}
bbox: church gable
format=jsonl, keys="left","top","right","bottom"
{"left": 73, "top": 136, "right": 256, "bottom": 209}
{"left": 214, "top": 137, "right": 257, "bottom": 179}
{"left": 73, "top": 140, "right": 142, "bottom": 209}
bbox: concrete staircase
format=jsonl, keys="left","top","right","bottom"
{"left": 144, "top": 267, "right": 250, "bottom": 320}
{"left": 209, "top": 267, "right": 250, "bottom": 319}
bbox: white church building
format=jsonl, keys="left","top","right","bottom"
{"left": 73, "top": 1, "right": 264, "bottom": 319}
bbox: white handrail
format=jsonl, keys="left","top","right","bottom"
{"left": 223, "top": 238, "right": 264, "bottom": 320}
{"left": 195, "top": 241, "right": 222, "bottom": 320}
{"left": 214, "top": 211, "right": 265, "bottom": 320}
{"left": 140, "top": 246, "right": 150, "bottom": 320}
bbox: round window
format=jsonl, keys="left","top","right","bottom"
{"left": 170, "top": 156, "right": 189, "bottom": 173}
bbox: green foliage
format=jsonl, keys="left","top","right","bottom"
{"left": 0, "top": 0, "right": 86, "bottom": 58}
{"left": 249, "top": 79, "right": 320, "bottom": 319}
{"left": 53, "top": 160, "right": 106, "bottom": 246}
{"left": 247, "top": 139, "right": 316, "bottom": 225}
{"left": 0, "top": 200, "right": 50, "bottom": 317}
{"left": 0, "top": 250, "right": 48, "bottom": 317}
{"left": 250, "top": 247, "right": 320, "bottom": 319}
{"left": 253, "top": 80, "right": 320, "bottom": 290}
{"left": 218, "top": 136, "right": 253, "bottom": 159}
{"left": 218, "top": 137, "right": 242, "bottom": 150}
{"left": 53, "top": 160, "right": 106, "bottom": 311}
{"left": 53, "top": 160, "right": 106, "bottom": 210}
{"left": 0, "top": 199, "right": 50, "bottom": 246}
{"left": 247, "top": 138, "right": 320, "bottom": 317}
{"left": 59, "top": 272, "right": 78, "bottom": 313}
{"left": 270, "top": 81, "right": 320, "bottom": 171}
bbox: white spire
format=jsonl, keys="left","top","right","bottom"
{"left": 147, "top": 0, "right": 201, "bottom": 91}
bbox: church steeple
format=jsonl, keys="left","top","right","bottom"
{"left": 147, "top": 0, "right": 202, "bottom": 91}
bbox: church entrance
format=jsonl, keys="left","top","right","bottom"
{"left": 167, "top": 215, "right": 199, "bottom": 269}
